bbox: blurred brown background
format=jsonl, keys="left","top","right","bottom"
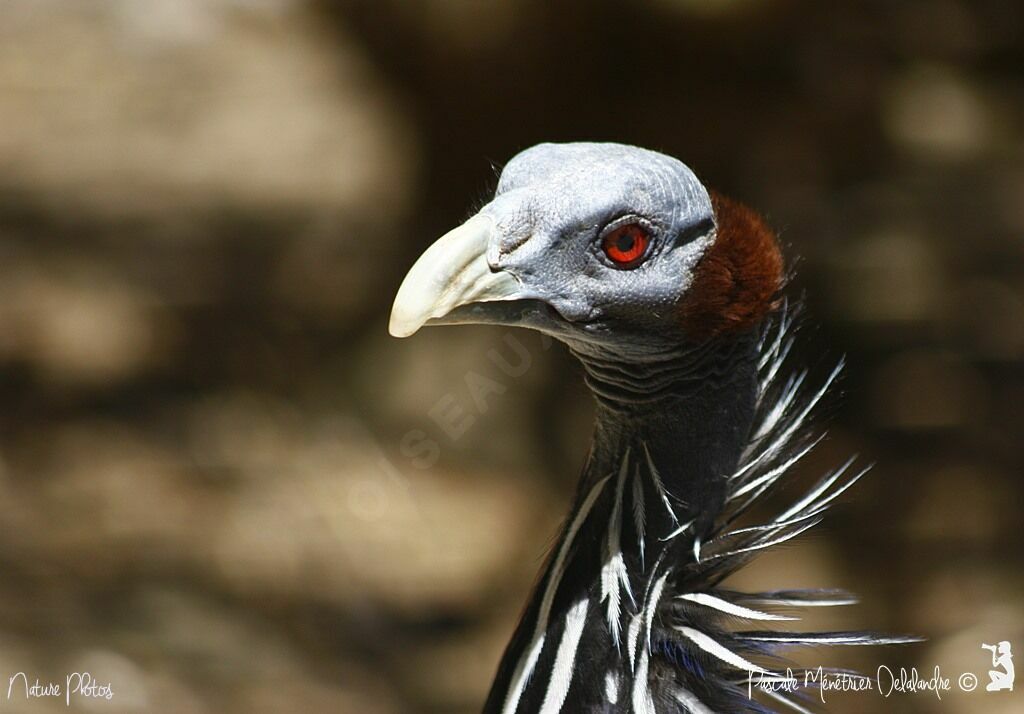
{"left": 0, "top": 1, "right": 1022, "bottom": 712}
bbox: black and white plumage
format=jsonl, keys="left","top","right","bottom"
{"left": 389, "top": 143, "right": 915, "bottom": 713}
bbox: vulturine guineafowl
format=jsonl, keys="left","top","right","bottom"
{"left": 389, "top": 143, "right": 915, "bottom": 713}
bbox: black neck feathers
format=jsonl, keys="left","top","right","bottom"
{"left": 570, "top": 332, "right": 761, "bottom": 537}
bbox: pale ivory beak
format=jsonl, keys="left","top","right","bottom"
{"left": 389, "top": 214, "right": 522, "bottom": 338}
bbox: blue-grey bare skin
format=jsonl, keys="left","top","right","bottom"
{"left": 446, "top": 143, "right": 715, "bottom": 345}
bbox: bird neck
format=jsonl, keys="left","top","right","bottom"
{"left": 568, "top": 332, "right": 761, "bottom": 538}
{"left": 481, "top": 329, "right": 765, "bottom": 712}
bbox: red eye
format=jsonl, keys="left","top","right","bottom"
{"left": 601, "top": 223, "right": 650, "bottom": 268}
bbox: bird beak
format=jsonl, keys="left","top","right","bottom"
{"left": 389, "top": 214, "right": 523, "bottom": 338}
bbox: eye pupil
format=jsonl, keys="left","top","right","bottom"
{"left": 601, "top": 223, "right": 649, "bottom": 268}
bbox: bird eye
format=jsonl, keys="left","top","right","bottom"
{"left": 601, "top": 223, "right": 650, "bottom": 268}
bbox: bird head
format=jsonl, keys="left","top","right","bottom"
{"left": 389, "top": 143, "right": 782, "bottom": 350}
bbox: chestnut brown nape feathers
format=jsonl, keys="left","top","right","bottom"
{"left": 679, "top": 192, "right": 784, "bottom": 342}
